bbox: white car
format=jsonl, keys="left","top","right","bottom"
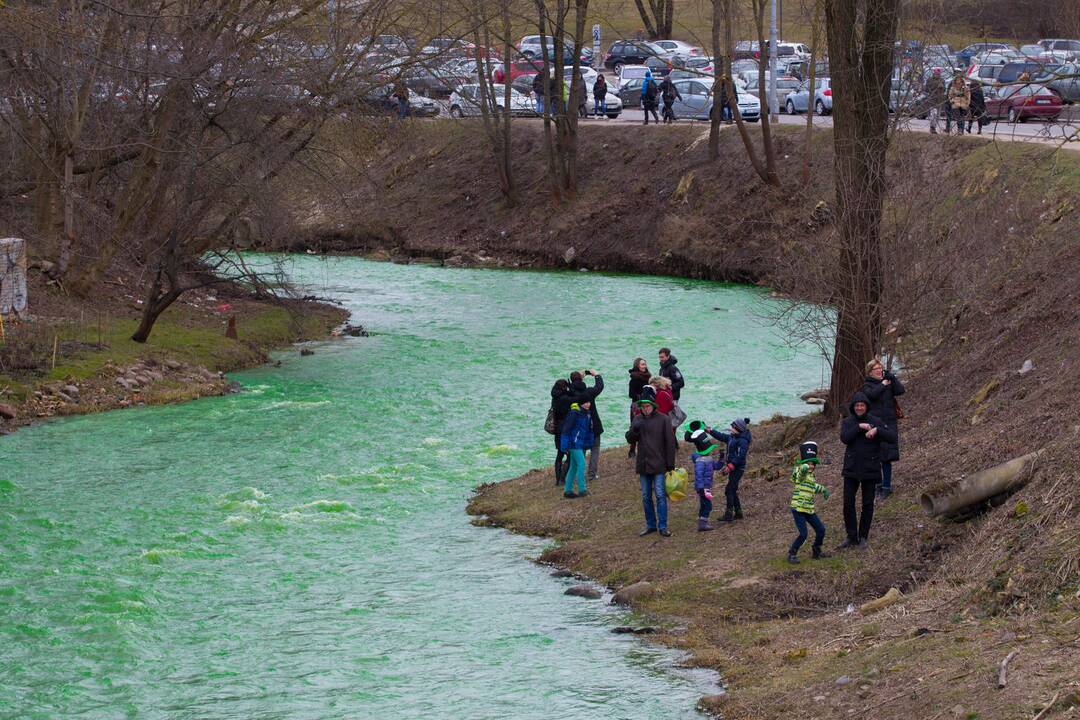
{"left": 563, "top": 64, "right": 599, "bottom": 87}
{"left": 1037, "top": 38, "right": 1080, "bottom": 62}
{"left": 449, "top": 84, "right": 535, "bottom": 117}
{"left": 652, "top": 39, "right": 704, "bottom": 61}
{"left": 618, "top": 64, "right": 650, "bottom": 83}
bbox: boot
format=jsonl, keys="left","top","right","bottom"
{"left": 787, "top": 553, "right": 800, "bottom": 564}
{"left": 733, "top": 508, "right": 744, "bottom": 520}
{"left": 812, "top": 547, "right": 832, "bottom": 559}
{"left": 698, "top": 518, "right": 714, "bottom": 532}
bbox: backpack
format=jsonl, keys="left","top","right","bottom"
{"left": 643, "top": 79, "right": 657, "bottom": 100}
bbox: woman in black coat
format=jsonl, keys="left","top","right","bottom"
{"left": 627, "top": 358, "right": 651, "bottom": 458}
{"left": 860, "top": 358, "right": 905, "bottom": 499}
{"left": 839, "top": 391, "right": 896, "bottom": 549}
{"left": 550, "top": 379, "right": 575, "bottom": 486}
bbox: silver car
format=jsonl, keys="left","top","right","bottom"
{"left": 785, "top": 77, "right": 832, "bottom": 115}
{"left": 668, "top": 78, "right": 760, "bottom": 121}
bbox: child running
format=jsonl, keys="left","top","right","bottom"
{"left": 706, "top": 418, "right": 752, "bottom": 521}
{"left": 559, "top": 400, "right": 593, "bottom": 499}
{"left": 684, "top": 421, "right": 720, "bottom": 531}
{"left": 788, "top": 441, "right": 832, "bottom": 564}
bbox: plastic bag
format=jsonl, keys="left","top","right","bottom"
{"left": 665, "top": 468, "right": 688, "bottom": 501}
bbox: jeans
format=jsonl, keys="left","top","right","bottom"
{"left": 643, "top": 104, "right": 659, "bottom": 124}
{"left": 843, "top": 475, "right": 877, "bottom": 542}
{"left": 640, "top": 473, "right": 668, "bottom": 530}
{"left": 946, "top": 106, "right": 966, "bottom": 133}
{"left": 720, "top": 103, "right": 733, "bottom": 121}
{"left": 593, "top": 97, "right": 606, "bottom": 116}
{"left": 696, "top": 488, "right": 713, "bottom": 519}
{"left": 565, "top": 449, "right": 587, "bottom": 494}
{"left": 397, "top": 98, "right": 408, "bottom": 118}
{"left": 928, "top": 106, "right": 940, "bottom": 131}
{"left": 586, "top": 436, "right": 601, "bottom": 483}
{"left": 724, "top": 467, "right": 744, "bottom": 515}
{"left": 790, "top": 510, "right": 826, "bottom": 555}
{"left": 554, "top": 436, "right": 567, "bottom": 485}
{"left": 536, "top": 97, "right": 545, "bottom": 114}
{"left": 881, "top": 461, "right": 893, "bottom": 491}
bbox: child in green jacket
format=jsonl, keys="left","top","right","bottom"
{"left": 788, "top": 441, "right": 831, "bottom": 564}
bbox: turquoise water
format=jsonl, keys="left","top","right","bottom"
{"left": 1, "top": 257, "right": 826, "bottom": 718}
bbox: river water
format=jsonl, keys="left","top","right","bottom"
{"left": 1, "top": 257, "right": 826, "bottom": 719}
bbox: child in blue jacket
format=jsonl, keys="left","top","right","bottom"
{"left": 707, "top": 418, "right": 752, "bottom": 521}
{"left": 559, "top": 400, "right": 594, "bottom": 499}
{"left": 684, "top": 421, "right": 721, "bottom": 531}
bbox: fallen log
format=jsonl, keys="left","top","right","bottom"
{"left": 920, "top": 451, "right": 1042, "bottom": 517}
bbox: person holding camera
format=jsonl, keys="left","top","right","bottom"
{"left": 860, "top": 358, "right": 905, "bottom": 499}
{"left": 838, "top": 391, "right": 896, "bottom": 549}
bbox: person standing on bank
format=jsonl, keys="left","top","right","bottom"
{"left": 559, "top": 399, "right": 594, "bottom": 499}
{"left": 550, "top": 378, "right": 575, "bottom": 486}
{"left": 626, "top": 386, "right": 677, "bottom": 537}
{"left": 627, "top": 358, "right": 651, "bottom": 458}
{"left": 838, "top": 391, "right": 896, "bottom": 549}
{"left": 707, "top": 418, "right": 752, "bottom": 521}
{"left": 658, "top": 347, "right": 684, "bottom": 401}
{"left": 860, "top": 358, "right": 905, "bottom": 499}
{"left": 570, "top": 369, "right": 604, "bottom": 484}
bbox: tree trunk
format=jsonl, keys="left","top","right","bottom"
{"left": 752, "top": 0, "right": 780, "bottom": 186}
{"left": 633, "top": 0, "right": 659, "bottom": 38}
{"left": 823, "top": 0, "right": 900, "bottom": 416}
{"left": 802, "top": 0, "right": 823, "bottom": 185}
{"left": 708, "top": 0, "right": 722, "bottom": 160}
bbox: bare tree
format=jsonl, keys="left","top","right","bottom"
{"left": 633, "top": 0, "right": 674, "bottom": 40}
{"left": 823, "top": 0, "right": 901, "bottom": 415}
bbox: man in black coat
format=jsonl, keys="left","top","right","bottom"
{"left": 550, "top": 379, "right": 575, "bottom": 485}
{"left": 658, "top": 347, "right": 685, "bottom": 401}
{"left": 838, "top": 391, "right": 896, "bottom": 549}
{"left": 570, "top": 369, "right": 604, "bottom": 483}
{"left": 861, "top": 359, "right": 906, "bottom": 499}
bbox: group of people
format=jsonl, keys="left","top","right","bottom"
{"left": 638, "top": 69, "right": 739, "bottom": 126}
{"left": 924, "top": 68, "right": 989, "bottom": 135}
{"left": 548, "top": 350, "right": 906, "bottom": 562}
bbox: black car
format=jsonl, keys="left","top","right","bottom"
{"left": 603, "top": 40, "right": 665, "bottom": 72}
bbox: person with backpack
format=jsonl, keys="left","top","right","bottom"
{"left": 659, "top": 75, "right": 682, "bottom": 123}
{"left": 549, "top": 378, "right": 575, "bottom": 486}
{"left": 559, "top": 400, "right": 594, "bottom": 499}
{"left": 569, "top": 369, "right": 604, "bottom": 484}
{"left": 641, "top": 70, "right": 660, "bottom": 125}
{"left": 593, "top": 74, "right": 608, "bottom": 117}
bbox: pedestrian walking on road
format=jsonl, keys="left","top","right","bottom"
{"left": 788, "top": 441, "right": 831, "bottom": 564}
{"left": 569, "top": 369, "right": 605, "bottom": 484}
{"left": 593, "top": 74, "right": 608, "bottom": 117}
{"left": 626, "top": 386, "right": 677, "bottom": 537}
{"left": 627, "top": 358, "right": 651, "bottom": 458}
{"left": 967, "top": 79, "right": 986, "bottom": 134}
{"left": 641, "top": 70, "right": 660, "bottom": 125}
{"left": 559, "top": 400, "right": 594, "bottom": 498}
{"left": 659, "top": 75, "right": 682, "bottom": 123}
{"left": 658, "top": 348, "right": 685, "bottom": 401}
{"left": 707, "top": 418, "right": 752, "bottom": 521}
{"left": 392, "top": 80, "right": 410, "bottom": 119}
{"left": 946, "top": 74, "right": 970, "bottom": 135}
{"left": 532, "top": 72, "right": 547, "bottom": 114}
{"left": 860, "top": 358, "right": 905, "bottom": 499}
{"left": 717, "top": 75, "right": 737, "bottom": 122}
{"left": 925, "top": 69, "right": 946, "bottom": 134}
{"left": 550, "top": 378, "right": 575, "bottom": 486}
{"left": 838, "top": 391, "right": 896, "bottom": 550}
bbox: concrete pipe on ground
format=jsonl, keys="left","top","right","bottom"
{"left": 920, "top": 451, "right": 1042, "bottom": 517}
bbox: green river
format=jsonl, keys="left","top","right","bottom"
{"left": 1, "top": 256, "right": 826, "bottom": 719}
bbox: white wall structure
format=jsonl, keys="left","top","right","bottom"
{"left": 0, "top": 238, "right": 28, "bottom": 317}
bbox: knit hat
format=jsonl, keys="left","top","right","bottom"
{"left": 638, "top": 385, "right": 657, "bottom": 406}
{"left": 798, "top": 441, "right": 820, "bottom": 464}
{"left": 730, "top": 417, "right": 750, "bottom": 434}
{"left": 685, "top": 426, "right": 719, "bottom": 455}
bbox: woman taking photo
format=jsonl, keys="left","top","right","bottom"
{"left": 860, "top": 358, "right": 905, "bottom": 499}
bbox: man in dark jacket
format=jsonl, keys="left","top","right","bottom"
{"left": 532, "top": 72, "right": 547, "bottom": 114}
{"left": 658, "top": 348, "right": 685, "bottom": 401}
{"left": 626, "top": 387, "right": 677, "bottom": 537}
{"left": 966, "top": 79, "right": 986, "bottom": 135}
{"left": 570, "top": 370, "right": 604, "bottom": 484}
{"left": 925, "top": 68, "right": 946, "bottom": 134}
{"left": 550, "top": 379, "right": 575, "bottom": 486}
{"left": 860, "top": 359, "right": 906, "bottom": 499}
{"left": 838, "top": 391, "right": 896, "bottom": 549}
{"left": 659, "top": 75, "right": 682, "bottom": 123}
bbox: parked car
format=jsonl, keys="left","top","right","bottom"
{"left": 403, "top": 66, "right": 461, "bottom": 97}
{"left": 965, "top": 62, "right": 1007, "bottom": 87}
{"left": 645, "top": 55, "right": 677, "bottom": 77}
{"left": 603, "top": 40, "right": 669, "bottom": 72}
{"left": 1036, "top": 39, "right": 1080, "bottom": 62}
{"left": 448, "top": 83, "right": 535, "bottom": 117}
{"left": 785, "top": 76, "right": 832, "bottom": 114}
{"left": 562, "top": 64, "right": 599, "bottom": 87}
{"left": 985, "top": 83, "right": 1063, "bottom": 122}
{"left": 889, "top": 77, "right": 926, "bottom": 114}
{"left": 972, "top": 49, "right": 1023, "bottom": 67}
{"left": 737, "top": 71, "right": 800, "bottom": 109}
{"left": 957, "top": 42, "right": 1015, "bottom": 67}
{"left": 358, "top": 85, "right": 439, "bottom": 117}
{"left": 683, "top": 56, "right": 716, "bottom": 75}
{"left": 1047, "top": 63, "right": 1080, "bottom": 102}
{"left": 997, "top": 61, "right": 1063, "bottom": 85}
{"left": 660, "top": 77, "right": 759, "bottom": 121}
{"left": 492, "top": 57, "right": 544, "bottom": 84}
{"left": 420, "top": 38, "right": 477, "bottom": 58}
{"left": 920, "top": 43, "right": 953, "bottom": 67}
{"left": 652, "top": 39, "right": 703, "bottom": 60}
{"left": 1019, "top": 44, "right": 1053, "bottom": 62}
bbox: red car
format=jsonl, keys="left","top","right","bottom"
{"left": 985, "top": 83, "right": 1063, "bottom": 123}
{"left": 492, "top": 57, "right": 545, "bottom": 84}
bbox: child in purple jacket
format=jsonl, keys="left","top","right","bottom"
{"left": 684, "top": 421, "right": 721, "bottom": 531}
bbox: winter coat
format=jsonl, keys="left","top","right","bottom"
{"left": 655, "top": 388, "right": 675, "bottom": 416}
{"left": 718, "top": 78, "right": 737, "bottom": 106}
{"left": 628, "top": 368, "right": 651, "bottom": 401}
{"left": 570, "top": 374, "right": 605, "bottom": 436}
{"left": 691, "top": 453, "right": 719, "bottom": 490}
{"left": 925, "top": 75, "right": 946, "bottom": 105}
{"left": 560, "top": 405, "right": 594, "bottom": 451}
{"left": 860, "top": 372, "right": 906, "bottom": 462}
{"left": 659, "top": 355, "right": 685, "bottom": 400}
{"left": 948, "top": 81, "right": 971, "bottom": 110}
{"left": 532, "top": 73, "right": 546, "bottom": 96}
{"left": 707, "top": 426, "right": 752, "bottom": 471}
{"left": 790, "top": 463, "right": 827, "bottom": 514}
{"left": 840, "top": 391, "right": 897, "bottom": 481}
{"left": 969, "top": 84, "right": 986, "bottom": 115}
{"left": 625, "top": 411, "right": 678, "bottom": 475}
{"left": 641, "top": 72, "right": 658, "bottom": 108}
{"left": 659, "top": 77, "right": 681, "bottom": 102}
{"left": 550, "top": 381, "right": 575, "bottom": 433}
{"left": 593, "top": 77, "right": 607, "bottom": 100}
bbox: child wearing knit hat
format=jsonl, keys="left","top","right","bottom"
{"left": 788, "top": 441, "right": 832, "bottom": 564}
